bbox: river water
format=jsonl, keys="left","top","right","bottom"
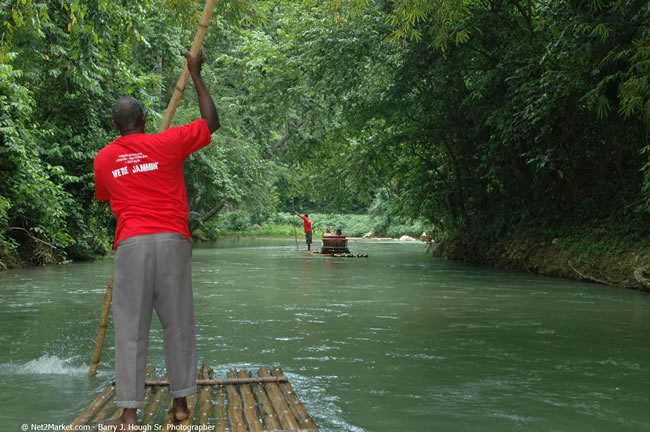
{"left": 0, "top": 239, "right": 649, "bottom": 431}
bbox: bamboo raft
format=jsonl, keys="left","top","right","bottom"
{"left": 303, "top": 236, "right": 369, "bottom": 258}
{"left": 71, "top": 365, "right": 318, "bottom": 431}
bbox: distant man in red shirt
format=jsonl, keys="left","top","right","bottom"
{"left": 293, "top": 211, "right": 312, "bottom": 250}
{"left": 94, "top": 50, "right": 219, "bottom": 429}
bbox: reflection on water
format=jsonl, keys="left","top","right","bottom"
{"left": 0, "top": 239, "right": 649, "bottom": 431}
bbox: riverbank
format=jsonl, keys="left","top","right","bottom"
{"left": 437, "top": 227, "right": 650, "bottom": 292}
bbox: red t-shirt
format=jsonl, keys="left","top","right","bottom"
{"left": 299, "top": 215, "right": 312, "bottom": 232}
{"left": 94, "top": 119, "right": 212, "bottom": 249}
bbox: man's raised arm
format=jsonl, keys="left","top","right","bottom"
{"left": 184, "top": 50, "right": 220, "bottom": 133}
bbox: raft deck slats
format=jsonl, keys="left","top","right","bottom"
{"left": 253, "top": 380, "right": 282, "bottom": 431}
{"left": 259, "top": 367, "right": 300, "bottom": 431}
{"left": 91, "top": 366, "right": 156, "bottom": 424}
{"left": 197, "top": 364, "right": 214, "bottom": 426}
{"left": 238, "top": 370, "right": 265, "bottom": 432}
{"left": 226, "top": 370, "right": 247, "bottom": 432}
{"left": 70, "top": 383, "right": 114, "bottom": 426}
{"left": 272, "top": 367, "right": 319, "bottom": 431}
{"left": 72, "top": 364, "right": 318, "bottom": 432}
{"left": 143, "top": 376, "right": 170, "bottom": 425}
{"left": 215, "top": 386, "right": 228, "bottom": 432}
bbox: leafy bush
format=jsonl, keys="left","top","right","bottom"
{"left": 218, "top": 209, "right": 253, "bottom": 232}
{"left": 1, "top": 58, "right": 74, "bottom": 264}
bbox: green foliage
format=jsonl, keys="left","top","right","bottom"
{"left": 218, "top": 211, "right": 433, "bottom": 238}
{"left": 0, "top": 0, "right": 277, "bottom": 265}
{"left": 1, "top": 0, "right": 648, "bottom": 268}
{"left": 278, "top": 0, "right": 649, "bottom": 239}
{"left": 0, "top": 56, "right": 73, "bottom": 264}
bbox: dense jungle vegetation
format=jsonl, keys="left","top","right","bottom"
{"left": 1, "top": 1, "right": 649, "bottom": 286}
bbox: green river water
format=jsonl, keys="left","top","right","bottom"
{"left": 0, "top": 239, "right": 649, "bottom": 431}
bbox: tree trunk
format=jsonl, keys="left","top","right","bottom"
{"left": 273, "top": 119, "right": 305, "bottom": 150}
{"left": 189, "top": 201, "right": 226, "bottom": 234}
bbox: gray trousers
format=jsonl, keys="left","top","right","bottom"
{"left": 112, "top": 232, "right": 197, "bottom": 408}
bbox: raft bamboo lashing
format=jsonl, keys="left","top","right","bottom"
{"left": 72, "top": 364, "right": 318, "bottom": 432}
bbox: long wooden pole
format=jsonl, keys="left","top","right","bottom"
{"left": 112, "top": 376, "right": 289, "bottom": 386}
{"left": 88, "top": 276, "right": 113, "bottom": 376}
{"left": 291, "top": 169, "right": 298, "bottom": 250}
{"left": 88, "top": 0, "right": 218, "bottom": 376}
{"left": 160, "top": 0, "right": 217, "bottom": 133}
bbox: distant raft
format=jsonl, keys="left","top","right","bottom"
{"left": 320, "top": 235, "right": 349, "bottom": 254}
{"left": 70, "top": 364, "right": 318, "bottom": 432}
{"left": 306, "top": 235, "right": 368, "bottom": 257}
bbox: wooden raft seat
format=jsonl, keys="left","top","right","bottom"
{"left": 320, "top": 235, "right": 349, "bottom": 254}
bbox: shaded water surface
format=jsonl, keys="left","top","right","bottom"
{"left": 1, "top": 239, "right": 649, "bottom": 431}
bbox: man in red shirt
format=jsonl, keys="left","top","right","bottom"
{"left": 94, "top": 50, "right": 219, "bottom": 429}
{"left": 293, "top": 211, "right": 312, "bottom": 250}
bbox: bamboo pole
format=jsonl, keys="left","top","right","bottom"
{"left": 292, "top": 170, "right": 299, "bottom": 250}
{"left": 225, "top": 370, "right": 247, "bottom": 432}
{"left": 117, "top": 376, "right": 289, "bottom": 386}
{"left": 214, "top": 386, "right": 228, "bottom": 432}
{"left": 258, "top": 367, "right": 300, "bottom": 431}
{"left": 159, "top": 0, "right": 218, "bottom": 132}
{"left": 88, "top": 0, "right": 218, "bottom": 377}
{"left": 197, "top": 364, "right": 214, "bottom": 426}
{"left": 237, "top": 370, "right": 264, "bottom": 432}
{"left": 88, "top": 276, "right": 113, "bottom": 376}
{"left": 272, "top": 367, "right": 319, "bottom": 431}
{"left": 253, "top": 381, "right": 282, "bottom": 431}
{"left": 142, "top": 377, "right": 170, "bottom": 426}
